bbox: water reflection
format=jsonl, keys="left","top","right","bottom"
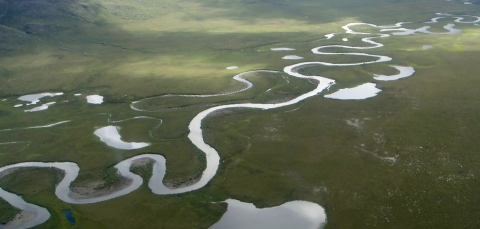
{"left": 210, "top": 199, "right": 326, "bottom": 229}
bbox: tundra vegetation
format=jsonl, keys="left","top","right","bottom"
{"left": 0, "top": 0, "right": 480, "bottom": 228}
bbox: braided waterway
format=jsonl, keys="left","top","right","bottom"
{"left": 1, "top": 13, "right": 479, "bottom": 229}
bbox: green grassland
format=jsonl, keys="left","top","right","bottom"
{"left": 133, "top": 72, "right": 316, "bottom": 111}
{"left": 1, "top": 0, "right": 480, "bottom": 228}
{"left": 0, "top": 197, "right": 20, "bottom": 224}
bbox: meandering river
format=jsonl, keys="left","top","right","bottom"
{"left": 0, "top": 13, "right": 478, "bottom": 229}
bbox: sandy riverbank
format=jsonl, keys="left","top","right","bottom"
{"left": 2, "top": 211, "right": 36, "bottom": 229}
{"left": 69, "top": 158, "right": 153, "bottom": 199}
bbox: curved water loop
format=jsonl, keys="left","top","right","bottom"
{"left": 101, "top": 113, "right": 163, "bottom": 140}
{"left": 374, "top": 65, "right": 415, "bottom": 81}
{"left": 130, "top": 70, "right": 280, "bottom": 112}
{"left": 0, "top": 13, "right": 478, "bottom": 228}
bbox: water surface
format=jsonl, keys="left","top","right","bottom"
{"left": 18, "top": 93, "right": 63, "bottom": 105}
{"left": 209, "top": 199, "right": 326, "bottom": 229}
{"left": 271, "top": 47, "right": 295, "bottom": 51}
{"left": 94, "top": 126, "right": 150, "bottom": 150}
{"left": 62, "top": 209, "right": 76, "bottom": 225}
{"left": 24, "top": 102, "right": 56, "bottom": 113}
{"left": 86, "top": 95, "right": 103, "bottom": 104}
{"left": 324, "top": 83, "right": 381, "bottom": 100}
{"left": 282, "top": 55, "right": 304, "bottom": 60}
{"left": 373, "top": 65, "right": 415, "bottom": 81}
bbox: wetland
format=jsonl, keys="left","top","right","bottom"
{"left": 0, "top": 0, "right": 480, "bottom": 228}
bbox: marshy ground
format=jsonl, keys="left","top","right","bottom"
{"left": 1, "top": 0, "right": 480, "bottom": 228}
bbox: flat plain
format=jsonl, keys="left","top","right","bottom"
{"left": 1, "top": 0, "right": 480, "bottom": 228}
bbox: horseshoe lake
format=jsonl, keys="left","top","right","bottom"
{"left": 0, "top": 0, "right": 480, "bottom": 228}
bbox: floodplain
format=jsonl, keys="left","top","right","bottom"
{"left": 0, "top": 0, "right": 480, "bottom": 228}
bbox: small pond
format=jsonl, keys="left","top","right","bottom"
{"left": 62, "top": 209, "right": 76, "bottom": 225}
